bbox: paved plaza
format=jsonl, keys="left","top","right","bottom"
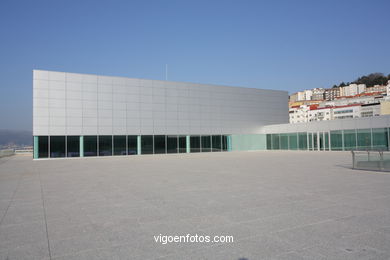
{"left": 0, "top": 151, "right": 390, "bottom": 259}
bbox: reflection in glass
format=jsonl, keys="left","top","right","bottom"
{"left": 212, "top": 135, "right": 221, "bottom": 152}
{"left": 50, "top": 136, "right": 66, "bottom": 158}
{"left": 99, "top": 136, "right": 112, "bottom": 156}
{"left": 128, "top": 135, "right": 138, "bottom": 155}
{"left": 67, "top": 136, "right": 80, "bottom": 157}
{"left": 167, "top": 135, "right": 178, "bottom": 153}
{"left": 38, "top": 136, "right": 48, "bottom": 158}
{"left": 141, "top": 135, "right": 153, "bottom": 154}
{"left": 154, "top": 135, "right": 166, "bottom": 154}
{"left": 114, "top": 136, "right": 127, "bottom": 155}
{"left": 84, "top": 136, "right": 97, "bottom": 157}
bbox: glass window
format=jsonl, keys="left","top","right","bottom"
{"left": 67, "top": 136, "right": 79, "bottom": 157}
{"left": 280, "top": 134, "right": 288, "bottom": 150}
{"left": 222, "top": 135, "right": 228, "bottom": 151}
{"left": 201, "top": 136, "right": 211, "bottom": 152}
{"left": 154, "top": 135, "right": 166, "bottom": 154}
{"left": 372, "top": 128, "right": 388, "bottom": 150}
{"left": 141, "top": 135, "right": 153, "bottom": 154}
{"left": 38, "top": 136, "right": 48, "bottom": 158}
{"left": 308, "top": 133, "right": 313, "bottom": 150}
{"left": 271, "top": 134, "right": 280, "bottom": 150}
{"left": 343, "top": 130, "right": 356, "bottom": 151}
{"left": 330, "top": 130, "right": 343, "bottom": 151}
{"left": 84, "top": 136, "right": 97, "bottom": 157}
{"left": 288, "top": 133, "right": 298, "bottom": 150}
{"left": 167, "top": 135, "right": 178, "bottom": 153}
{"left": 178, "top": 136, "right": 186, "bottom": 153}
{"left": 127, "top": 135, "right": 138, "bottom": 155}
{"left": 266, "top": 134, "right": 272, "bottom": 150}
{"left": 324, "top": 132, "right": 329, "bottom": 150}
{"left": 319, "top": 132, "right": 324, "bottom": 150}
{"left": 298, "top": 132, "right": 307, "bottom": 150}
{"left": 357, "top": 129, "right": 371, "bottom": 150}
{"left": 212, "top": 135, "right": 222, "bottom": 152}
{"left": 50, "top": 136, "right": 66, "bottom": 158}
{"left": 114, "top": 136, "right": 127, "bottom": 155}
{"left": 190, "top": 136, "right": 201, "bottom": 153}
{"left": 99, "top": 136, "right": 112, "bottom": 156}
{"left": 313, "top": 133, "right": 318, "bottom": 150}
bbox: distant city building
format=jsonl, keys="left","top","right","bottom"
{"left": 324, "top": 88, "right": 340, "bottom": 101}
{"left": 311, "top": 88, "right": 325, "bottom": 100}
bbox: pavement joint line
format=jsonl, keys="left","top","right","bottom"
{"left": 38, "top": 170, "right": 52, "bottom": 260}
{"left": 0, "top": 168, "right": 22, "bottom": 227}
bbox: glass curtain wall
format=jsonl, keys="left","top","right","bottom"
{"left": 201, "top": 136, "right": 211, "bottom": 152}
{"left": 308, "top": 133, "right": 313, "bottom": 150}
{"left": 99, "top": 136, "right": 112, "bottom": 156}
{"left": 154, "top": 135, "right": 166, "bottom": 154}
{"left": 324, "top": 132, "right": 329, "bottom": 150}
{"left": 141, "top": 135, "right": 153, "bottom": 154}
{"left": 271, "top": 134, "right": 280, "bottom": 150}
{"left": 298, "top": 132, "right": 307, "bottom": 150}
{"left": 212, "top": 135, "right": 222, "bottom": 152}
{"left": 178, "top": 136, "right": 186, "bottom": 153}
{"left": 343, "top": 130, "right": 357, "bottom": 150}
{"left": 288, "top": 133, "right": 298, "bottom": 150}
{"left": 280, "top": 134, "right": 288, "bottom": 150}
{"left": 190, "top": 136, "right": 201, "bottom": 153}
{"left": 167, "top": 135, "right": 178, "bottom": 153}
{"left": 67, "top": 136, "right": 80, "bottom": 157}
{"left": 38, "top": 136, "right": 48, "bottom": 158}
{"left": 127, "top": 135, "right": 138, "bottom": 155}
{"left": 330, "top": 131, "right": 343, "bottom": 150}
{"left": 84, "top": 136, "right": 97, "bottom": 157}
{"left": 50, "top": 136, "right": 66, "bottom": 158}
{"left": 222, "top": 135, "right": 228, "bottom": 151}
{"left": 372, "top": 128, "right": 388, "bottom": 150}
{"left": 114, "top": 136, "right": 127, "bottom": 155}
{"left": 266, "top": 134, "right": 272, "bottom": 150}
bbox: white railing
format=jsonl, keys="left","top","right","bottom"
{"left": 351, "top": 150, "right": 390, "bottom": 172}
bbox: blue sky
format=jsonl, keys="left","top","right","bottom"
{"left": 1, "top": 0, "right": 389, "bottom": 130}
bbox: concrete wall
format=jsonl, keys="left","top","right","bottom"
{"left": 33, "top": 70, "right": 288, "bottom": 136}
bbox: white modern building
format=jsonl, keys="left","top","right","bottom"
{"left": 33, "top": 70, "right": 288, "bottom": 158}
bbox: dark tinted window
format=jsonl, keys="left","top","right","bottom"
{"left": 114, "top": 136, "right": 127, "bottom": 155}
{"left": 212, "top": 135, "right": 221, "bottom": 152}
{"left": 178, "top": 136, "right": 187, "bottom": 153}
{"left": 167, "top": 135, "right": 178, "bottom": 153}
{"left": 99, "top": 136, "right": 112, "bottom": 156}
{"left": 190, "top": 136, "right": 200, "bottom": 153}
{"left": 50, "top": 136, "right": 66, "bottom": 158}
{"left": 141, "top": 135, "right": 153, "bottom": 154}
{"left": 154, "top": 135, "right": 166, "bottom": 154}
{"left": 84, "top": 136, "right": 97, "bottom": 157}
{"left": 38, "top": 136, "right": 48, "bottom": 158}
{"left": 67, "top": 136, "right": 79, "bottom": 157}
{"left": 222, "top": 135, "right": 228, "bottom": 151}
{"left": 201, "top": 136, "right": 211, "bottom": 152}
{"left": 128, "top": 135, "right": 138, "bottom": 155}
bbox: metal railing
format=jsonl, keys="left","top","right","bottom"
{"left": 351, "top": 150, "right": 390, "bottom": 172}
{"left": 0, "top": 149, "right": 15, "bottom": 158}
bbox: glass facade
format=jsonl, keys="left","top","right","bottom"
{"left": 99, "top": 136, "right": 113, "bottom": 156}
{"left": 167, "top": 135, "right": 178, "bottom": 153}
{"left": 38, "top": 136, "right": 48, "bottom": 158}
{"left": 190, "top": 136, "right": 201, "bottom": 153}
{"left": 128, "top": 135, "right": 138, "bottom": 155}
{"left": 67, "top": 136, "right": 80, "bottom": 157}
{"left": 330, "top": 130, "right": 343, "bottom": 151}
{"left": 84, "top": 136, "right": 97, "bottom": 157}
{"left": 154, "top": 135, "right": 166, "bottom": 154}
{"left": 141, "top": 135, "right": 153, "bottom": 154}
{"left": 298, "top": 132, "right": 307, "bottom": 150}
{"left": 50, "top": 136, "right": 66, "bottom": 158}
{"left": 35, "top": 134, "right": 233, "bottom": 158}
{"left": 212, "top": 135, "right": 222, "bottom": 152}
{"left": 201, "top": 136, "right": 211, "bottom": 152}
{"left": 266, "top": 128, "right": 390, "bottom": 151}
{"left": 178, "top": 136, "right": 186, "bottom": 153}
{"left": 114, "top": 136, "right": 127, "bottom": 156}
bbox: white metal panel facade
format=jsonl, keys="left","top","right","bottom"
{"left": 33, "top": 70, "right": 288, "bottom": 136}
